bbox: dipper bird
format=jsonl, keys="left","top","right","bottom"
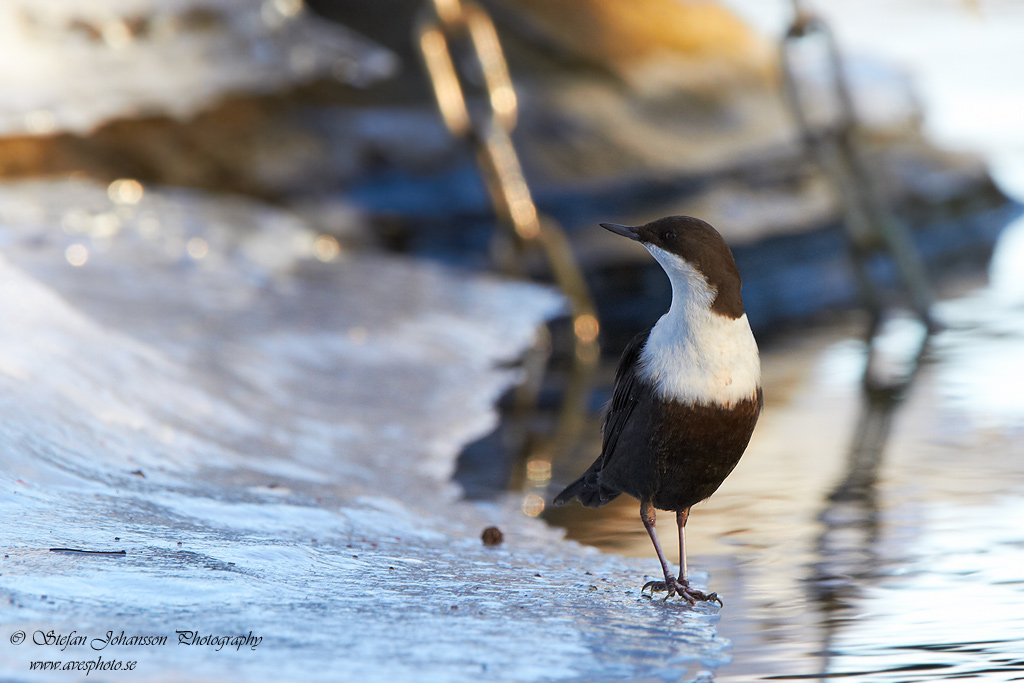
{"left": 554, "top": 216, "right": 762, "bottom": 604}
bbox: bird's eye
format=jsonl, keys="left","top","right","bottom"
{"left": 661, "top": 230, "right": 675, "bottom": 242}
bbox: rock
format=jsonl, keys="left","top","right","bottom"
{"left": 481, "top": 526, "right": 504, "bottom": 546}
{"left": 0, "top": 0, "right": 397, "bottom": 136}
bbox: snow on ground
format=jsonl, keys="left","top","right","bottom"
{"left": 0, "top": 180, "right": 728, "bottom": 682}
{"left": 0, "top": 0, "right": 396, "bottom": 136}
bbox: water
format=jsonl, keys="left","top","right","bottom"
{"left": 548, "top": 215, "right": 1024, "bottom": 680}
{"left": 545, "top": 0, "right": 1024, "bottom": 667}
{"left": 545, "top": 4, "right": 1024, "bottom": 678}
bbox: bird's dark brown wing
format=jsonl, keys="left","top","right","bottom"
{"left": 599, "top": 328, "right": 650, "bottom": 469}
{"left": 552, "top": 329, "right": 650, "bottom": 508}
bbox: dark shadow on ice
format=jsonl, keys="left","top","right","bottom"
{"left": 455, "top": 319, "right": 601, "bottom": 502}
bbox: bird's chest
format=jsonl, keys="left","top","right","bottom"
{"left": 638, "top": 310, "right": 760, "bottom": 408}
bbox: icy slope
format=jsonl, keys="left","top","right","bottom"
{"left": 0, "top": 180, "right": 728, "bottom": 682}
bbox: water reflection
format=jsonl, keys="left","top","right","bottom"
{"left": 829, "top": 313, "right": 930, "bottom": 501}
{"left": 811, "top": 313, "right": 930, "bottom": 680}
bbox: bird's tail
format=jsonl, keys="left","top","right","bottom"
{"left": 553, "top": 467, "right": 619, "bottom": 508}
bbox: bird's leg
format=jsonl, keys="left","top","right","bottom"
{"left": 675, "top": 507, "right": 722, "bottom": 606}
{"left": 639, "top": 500, "right": 687, "bottom": 600}
{"left": 676, "top": 507, "right": 690, "bottom": 583}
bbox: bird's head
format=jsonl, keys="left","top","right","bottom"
{"left": 601, "top": 216, "right": 744, "bottom": 319}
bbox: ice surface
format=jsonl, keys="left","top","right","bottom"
{"left": 0, "top": 180, "right": 729, "bottom": 681}
{"left": 0, "top": 0, "right": 397, "bottom": 136}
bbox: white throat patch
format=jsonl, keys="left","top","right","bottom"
{"left": 638, "top": 245, "right": 761, "bottom": 407}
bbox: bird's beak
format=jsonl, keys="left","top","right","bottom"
{"left": 600, "top": 223, "right": 640, "bottom": 241}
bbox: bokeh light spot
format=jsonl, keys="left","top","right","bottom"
{"left": 186, "top": 237, "right": 209, "bottom": 259}
{"left": 314, "top": 235, "right": 341, "bottom": 262}
{"left": 65, "top": 244, "right": 89, "bottom": 267}
{"left": 108, "top": 179, "right": 144, "bottom": 205}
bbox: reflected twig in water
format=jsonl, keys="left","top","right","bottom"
{"left": 812, "top": 313, "right": 931, "bottom": 678}
{"left": 832, "top": 320, "right": 930, "bottom": 501}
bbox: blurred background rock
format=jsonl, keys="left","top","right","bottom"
{"left": 0, "top": 0, "right": 1015, "bottom": 344}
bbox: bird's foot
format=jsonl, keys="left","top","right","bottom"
{"left": 641, "top": 577, "right": 723, "bottom": 606}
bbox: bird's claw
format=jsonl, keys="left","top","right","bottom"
{"left": 641, "top": 577, "right": 723, "bottom": 606}
{"left": 641, "top": 579, "right": 689, "bottom": 603}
